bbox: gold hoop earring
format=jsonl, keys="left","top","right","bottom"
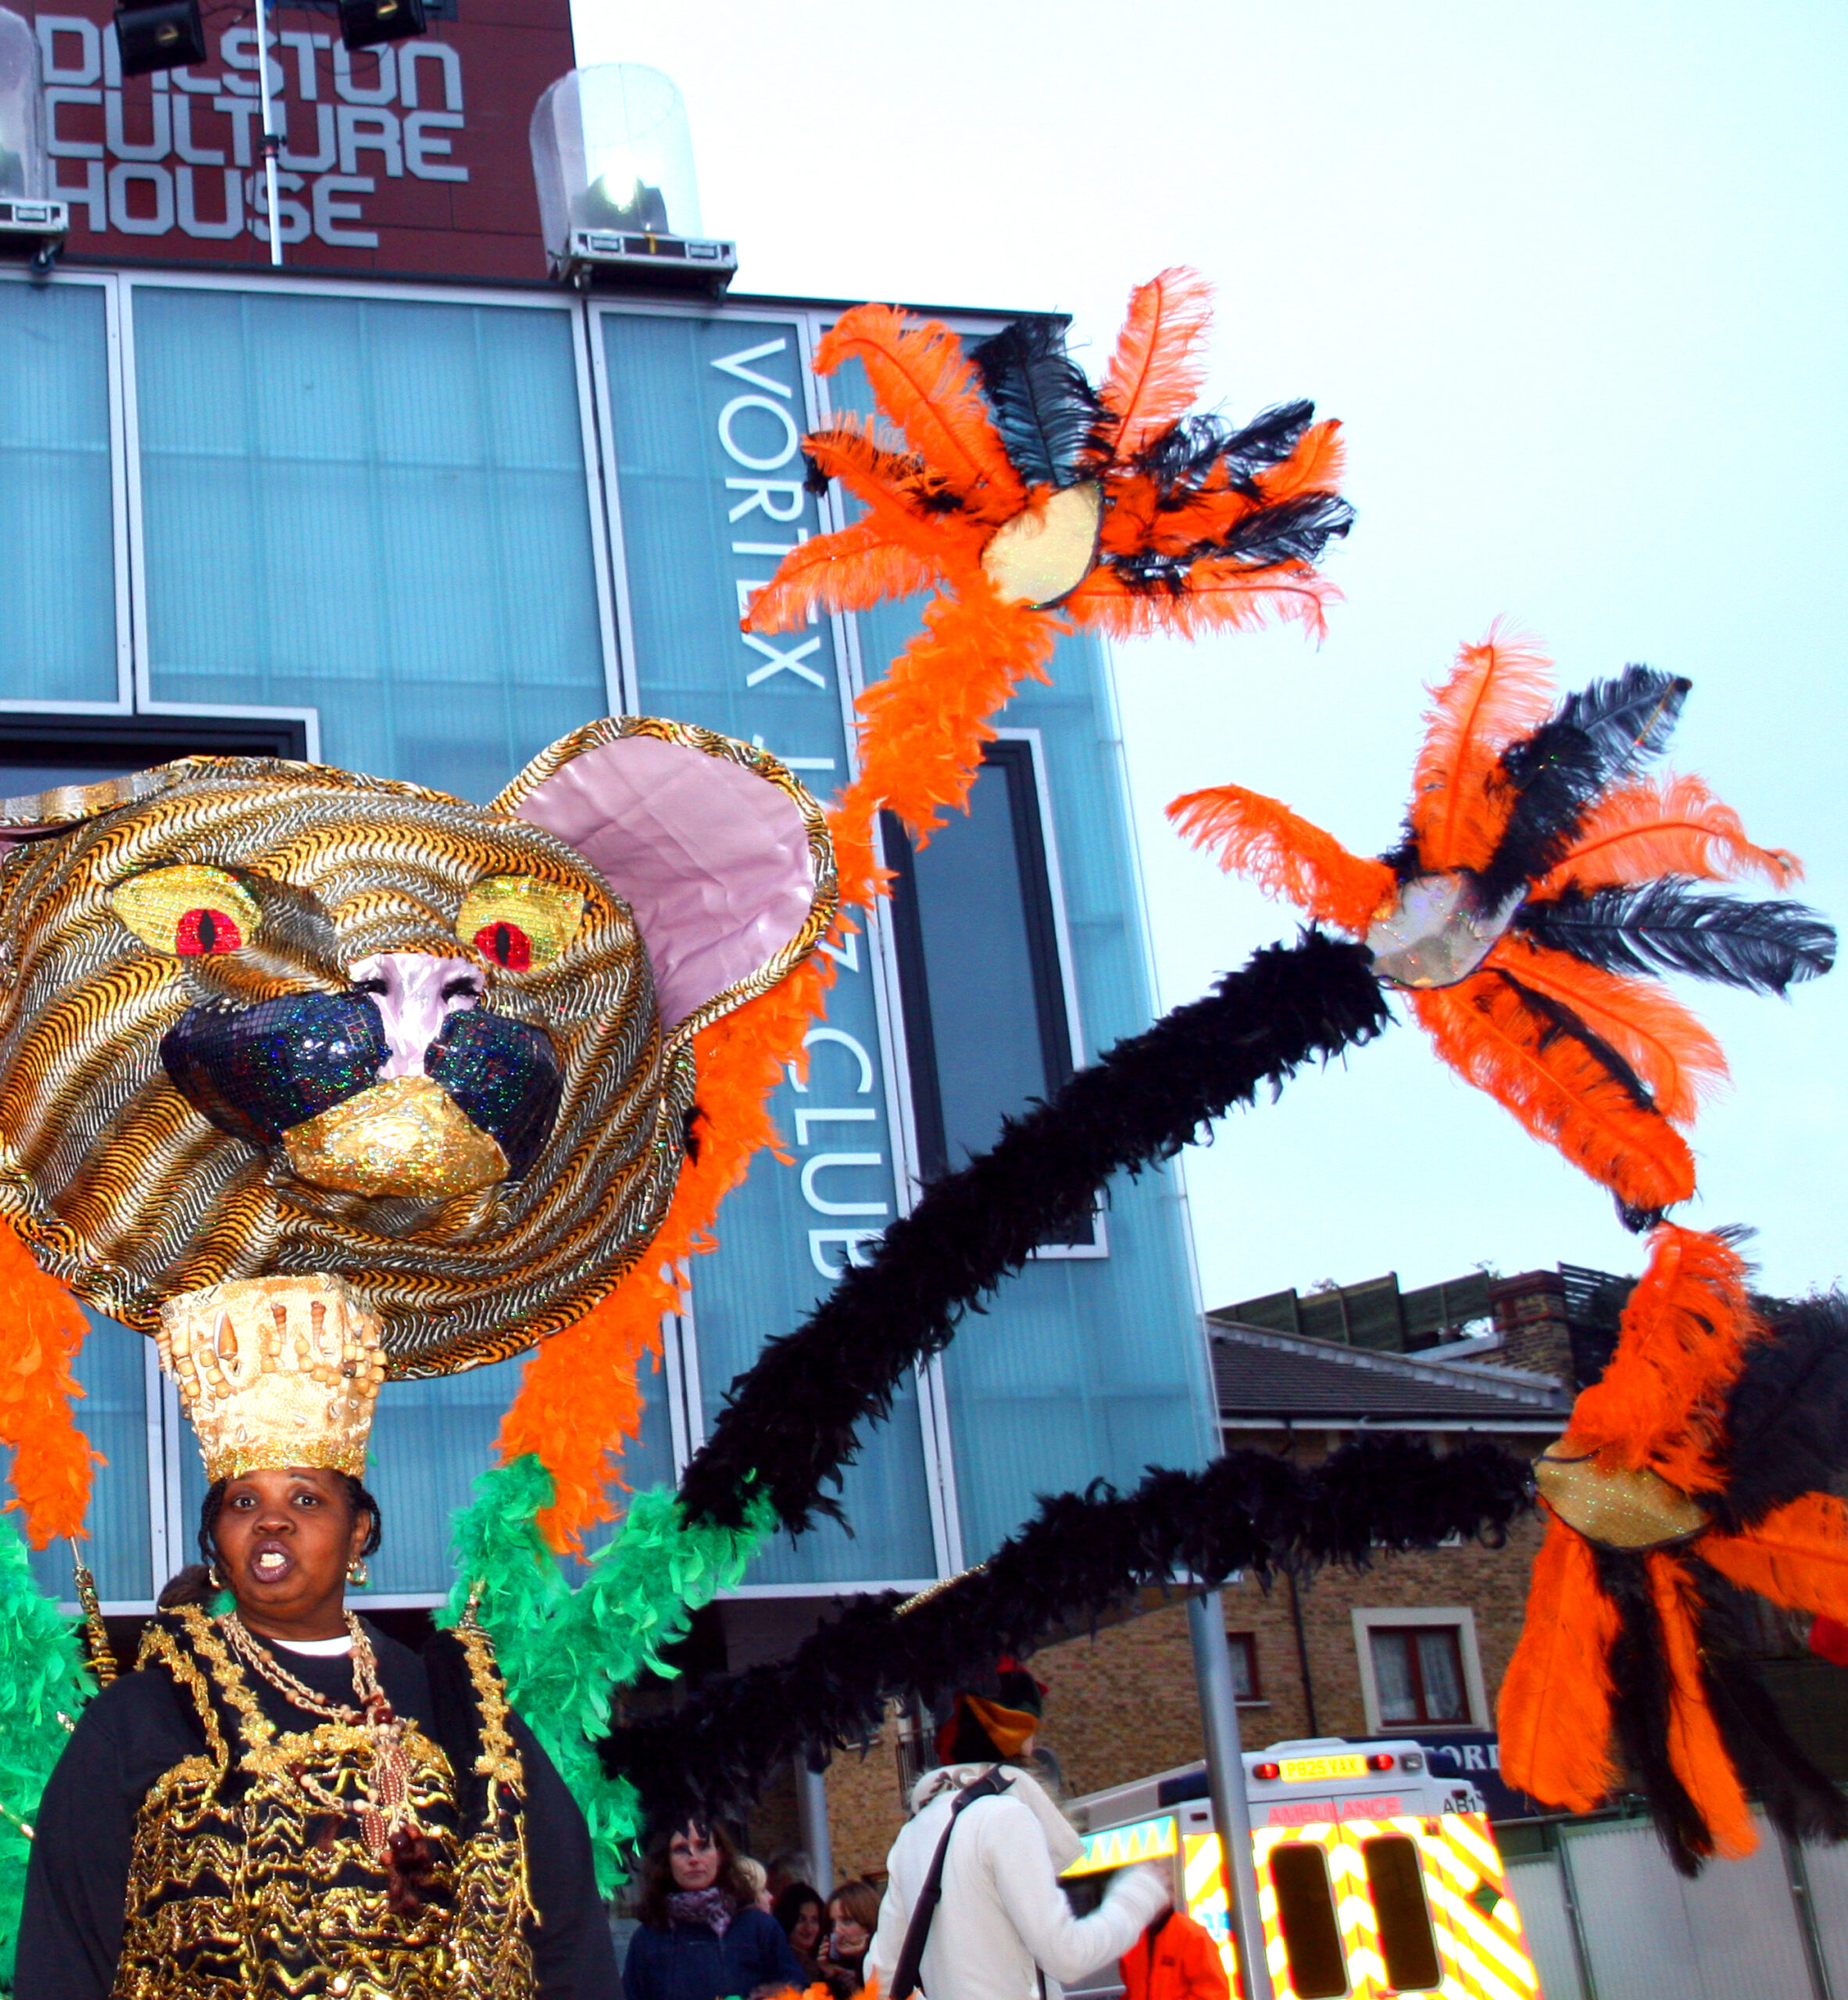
{"left": 206, "top": 1562, "right": 226, "bottom": 1591}
{"left": 346, "top": 1557, "right": 370, "bottom": 1588}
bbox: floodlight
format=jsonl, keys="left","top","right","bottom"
{"left": 0, "top": 9, "right": 66, "bottom": 265}
{"left": 113, "top": 0, "right": 208, "bottom": 78}
{"left": 530, "top": 66, "right": 736, "bottom": 291}
{"left": 337, "top": 0, "right": 427, "bottom": 53}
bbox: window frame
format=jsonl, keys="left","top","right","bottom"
{"left": 1226, "top": 1628, "right": 1264, "bottom": 1705}
{"left": 881, "top": 727, "right": 1104, "bottom": 1259}
{"left": 116, "top": 266, "right": 631, "bottom": 754}
{"left": 1351, "top": 1605, "right": 1489, "bottom": 1733}
{"left": 0, "top": 266, "right": 134, "bottom": 715}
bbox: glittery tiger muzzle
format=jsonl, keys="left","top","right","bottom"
{"left": 160, "top": 982, "right": 562, "bottom": 1200}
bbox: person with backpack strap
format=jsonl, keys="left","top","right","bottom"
{"left": 867, "top": 1662, "right": 1168, "bottom": 2000}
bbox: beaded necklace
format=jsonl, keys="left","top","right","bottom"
{"left": 220, "top": 1611, "right": 415, "bottom": 1858}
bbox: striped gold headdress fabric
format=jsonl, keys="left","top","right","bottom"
{"left": 0, "top": 720, "right": 835, "bottom": 1377}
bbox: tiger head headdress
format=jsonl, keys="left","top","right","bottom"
{"left": 0, "top": 716, "right": 834, "bottom": 1376}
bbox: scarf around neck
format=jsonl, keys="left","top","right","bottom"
{"left": 668, "top": 1888, "right": 736, "bottom": 1936}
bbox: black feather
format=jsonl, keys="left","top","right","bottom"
{"left": 604, "top": 1437, "right": 1532, "bottom": 1834}
{"left": 1108, "top": 492, "right": 1353, "bottom": 592}
{"left": 674, "top": 934, "right": 1391, "bottom": 1534}
{"left": 1714, "top": 1294, "right": 1848, "bottom": 1530}
{"left": 1516, "top": 881, "right": 1837, "bottom": 995}
{"left": 969, "top": 318, "right": 1104, "bottom": 489}
{"left": 1130, "top": 402, "right": 1315, "bottom": 495}
{"left": 1693, "top": 1560, "right": 1848, "bottom": 1847}
{"left": 1553, "top": 666, "right": 1689, "bottom": 783}
{"left": 1595, "top": 1548, "right": 1715, "bottom": 1874}
{"left": 1495, "top": 969, "right": 1657, "bottom": 1112}
{"left": 1478, "top": 720, "right": 1610, "bottom": 904}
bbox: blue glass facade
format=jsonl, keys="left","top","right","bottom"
{"left": 0, "top": 265, "right": 1213, "bottom": 1610}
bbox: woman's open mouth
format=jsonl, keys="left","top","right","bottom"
{"left": 248, "top": 1542, "right": 294, "bottom": 1584}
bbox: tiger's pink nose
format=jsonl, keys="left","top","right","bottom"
{"left": 347, "top": 953, "right": 485, "bottom": 1080}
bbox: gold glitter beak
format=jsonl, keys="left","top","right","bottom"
{"left": 282, "top": 1075, "right": 509, "bottom": 1200}
{"left": 981, "top": 481, "right": 1103, "bottom": 609}
{"left": 1535, "top": 1440, "right": 1707, "bottom": 1550}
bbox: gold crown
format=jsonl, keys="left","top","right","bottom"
{"left": 156, "top": 1274, "right": 386, "bottom": 1483}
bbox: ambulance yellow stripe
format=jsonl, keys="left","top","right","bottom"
{"left": 1431, "top": 1920, "right": 1526, "bottom": 2000}
{"left": 1427, "top": 1884, "right": 1539, "bottom": 1989}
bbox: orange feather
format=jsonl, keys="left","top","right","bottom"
{"left": 1564, "top": 1223, "right": 1760, "bottom": 1492}
{"left": 1093, "top": 267, "right": 1216, "bottom": 457}
{"left": 838, "top": 582, "right": 1059, "bottom": 844}
{"left": 1065, "top": 558, "right": 1339, "bottom": 642}
{"left": 1497, "top": 1512, "right": 1619, "bottom": 1812}
{"left": 1256, "top": 419, "right": 1346, "bottom": 504}
{"left": 813, "top": 305, "right": 1024, "bottom": 524}
{"left": 1096, "top": 469, "right": 1163, "bottom": 554}
{"left": 1487, "top": 934, "right": 1727, "bottom": 1125}
{"left": 1165, "top": 783, "right": 1395, "bottom": 934}
{"left": 1407, "top": 626, "right": 1556, "bottom": 873}
{"left": 1411, "top": 973, "right": 1696, "bottom": 1213}
{"left": 745, "top": 524, "right": 943, "bottom": 636}
{"left": 1700, "top": 1494, "right": 1848, "bottom": 1623}
{"left": 1142, "top": 484, "right": 1266, "bottom": 558}
{"left": 1649, "top": 1550, "right": 1757, "bottom": 1858}
{"left": 499, "top": 956, "right": 831, "bottom": 1549}
{"left": 1535, "top": 773, "right": 1802, "bottom": 899}
{"left": 0, "top": 1213, "right": 98, "bottom": 1546}
{"left": 801, "top": 416, "right": 981, "bottom": 535}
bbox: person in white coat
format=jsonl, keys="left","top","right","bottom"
{"left": 867, "top": 1664, "right": 1169, "bottom": 2000}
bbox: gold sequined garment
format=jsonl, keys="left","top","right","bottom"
{"left": 113, "top": 1609, "right": 534, "bottom": 2000}
{"left": 0, "top": 716, "right": 835, "bottom": 1375}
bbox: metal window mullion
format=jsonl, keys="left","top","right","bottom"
{"left": 141, "top": 1334, "right": 170, "bottom": 1603}
{"left": 567, "top": 297, "right": 626, "bottom": 718}
{"left": 583, "top": 301, "right": 642, "bottom": 714}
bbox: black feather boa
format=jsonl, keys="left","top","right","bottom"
{"left": 607, "top": 1434, "right": 1532, "bottom": 1831}
{"left": 677, "top": 931, "right": 1390, "bottom": 1534}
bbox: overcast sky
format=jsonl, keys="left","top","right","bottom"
{"left": 568, "top": 0, "right": 1846, "bottom": 1310}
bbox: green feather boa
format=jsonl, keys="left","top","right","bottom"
{"left": 0, "top": 1518, "right": 99, "bottom": 1985}
{"left": 440, "top": 1456, "right": 768, "bottom": 1893}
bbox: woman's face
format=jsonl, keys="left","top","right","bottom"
{"left": 669, "top": 1825, "right": 722, "bottom": 1892}
{"left": 829, "top": 1902, "right": 870, "bottom": 1959}
{"left": 213, "top": 1466, "right": 369, "bottom": 1641}
{"left": 789, "top": 1901, "right": 822, "bottom": 1954}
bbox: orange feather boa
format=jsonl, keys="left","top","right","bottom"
{"left": 0, "top": 1216, "right": 98, "bottom": 1547}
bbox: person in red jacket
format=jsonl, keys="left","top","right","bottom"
{"left": 1120, "top": 1905, "right": 1233, "bottom": 2000}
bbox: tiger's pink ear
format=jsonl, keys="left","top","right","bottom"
{"left": 494, "top": 719, "right": 836, "bottom": 1041}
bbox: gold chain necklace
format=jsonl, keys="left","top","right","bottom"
{"left": 220, "top": 1611, "right": 416, "bottom": 1859}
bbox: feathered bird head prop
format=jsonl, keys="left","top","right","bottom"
{"left": 748, "top": 266, "right": 1352, "bottom": 648}
{"left": 1171, "top": 627, "right": 1834, "bottom": 1227}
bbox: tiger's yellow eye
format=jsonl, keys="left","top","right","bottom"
{"left": 456, "top": 876, "right": 584, "bottom": 972}
{"left": 111, "top": 866, "right": 261, "bottom": 958}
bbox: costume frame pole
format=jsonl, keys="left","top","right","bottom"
{"left": 252, "top": 0, "right": 283, "bottom": 265}
{"left": 1187, "top": 1589, "right": 1273, "bottom": 2000}
{"left": 796, "top": 1754, "right": 833, "bottom": 1898}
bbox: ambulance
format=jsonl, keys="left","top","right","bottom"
{"left": 1061, "top": 1738, "right": 1542, "bottom": 2000}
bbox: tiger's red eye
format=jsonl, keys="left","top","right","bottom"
{"left": 474, "top": 921, "right": 531, "bottom": 971}
{"left": 174, "top": 907, "right": 243, "bottom": 956}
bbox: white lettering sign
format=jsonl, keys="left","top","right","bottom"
{"left": 35, "top": 15, "right": 466, "bottom": 246}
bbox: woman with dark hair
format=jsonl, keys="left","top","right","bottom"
{"left": 624, "top": 1819, "right": 806, "bottom": 2000}
{"left": 819, "top": 1879, "right": 881, "bottom": 2000}
{"left": 773, "top": 1880, "right": 826, "bottom": 1984}
{"left": 13, "top": 1282, "right": 620, "bottom": 2000}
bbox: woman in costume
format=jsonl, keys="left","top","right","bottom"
{"left": 15, "top": 1277, "right": 620, "bottom": 2000}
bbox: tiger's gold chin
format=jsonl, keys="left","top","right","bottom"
{"left": 281, "top": 1076, "right": 510, "bottom": 1200}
